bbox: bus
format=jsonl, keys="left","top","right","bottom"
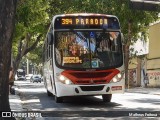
{"left": 43, "top": 13, "right": 125, "bottom": 103}
{"left": 16, "top": 69, "right": 25, "bottom": 80}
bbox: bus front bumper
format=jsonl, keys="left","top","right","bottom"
{"left": 55, "top": 81, "right": 125, "bottom": 97}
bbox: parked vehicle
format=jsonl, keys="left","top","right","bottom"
{"left": 17, "top": 69, "right": 26, "bottom": 80}
{"left": 30, "top": 75, "right": 42, "bottom": 83}
{"left": 17, "top": 75, "right": 26, "bottom": 80}
{"left": 25, "top": 74, "right": 33, "bottom": 80}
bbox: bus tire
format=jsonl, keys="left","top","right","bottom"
{"left": 55, "top": 96, "right": 63, "bottom": 103}
{"left": 102, "top": 94, "right": 112, "bottom": 102}
{"left": 47, "top": 90, "right": 52, "bottom": 96}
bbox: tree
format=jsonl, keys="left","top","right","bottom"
{"left": 0, "top": 0, "right": 17, "bottom": 117}
{"left": 48, "top": 0, "right": 159, "bottom": 86}
{"left": 114, "top": 0, "right": 159, "bottom": 87}
{"left": 12, "top": 0, "right": 49, "bottom": 73}
{"left": 10, "top": 0, "right": 159, "bottom": 85}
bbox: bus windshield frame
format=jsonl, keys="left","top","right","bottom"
{"left": 54, "top": 29, "right": 123, "bottom": 70}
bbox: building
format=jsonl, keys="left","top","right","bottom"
{"left": 128, "top": 32, "right": 149, "bottom": 87}
{"left": 147, "top": 21, "right": 160, "bottom": 87}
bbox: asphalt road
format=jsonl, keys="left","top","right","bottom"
{"left": 14, "top": 80, "right": 160, "bottom": 120}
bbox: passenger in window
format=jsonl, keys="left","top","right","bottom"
{"left": 109, "top": 32, "right": 119, "bottom": 51}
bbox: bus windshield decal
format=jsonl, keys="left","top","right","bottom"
{"left": 63, "top": 57, "right": 82, "bottom": 64}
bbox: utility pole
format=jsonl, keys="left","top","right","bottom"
{"left": 27, "top": 59, "right": 29, "bottom": 75}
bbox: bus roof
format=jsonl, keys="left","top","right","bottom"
{"left": 52, "top": 13, "right": 118, "bottom": 21}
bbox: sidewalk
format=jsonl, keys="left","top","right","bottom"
{"left": 9, "top": 86, "right": 23, "bottom": 111}
{"left": 125, "top": 87, "right": 160, "bottom": 95}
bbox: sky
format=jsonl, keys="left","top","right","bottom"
{"left": 130, "top": 38, "right": 149, "bottom": 56}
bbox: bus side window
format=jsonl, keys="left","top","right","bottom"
{"left": 48, "top": 25, "right": 54, "bottom": 45}
{"left": 48, "top": 32, "right": 53, "bottom": 45}
{"left": 44, "top": 39, "right": 48, "bottom": 61}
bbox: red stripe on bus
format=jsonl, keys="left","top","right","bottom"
{"left": 61, "top": 69, "right": 120, "bottom": 85}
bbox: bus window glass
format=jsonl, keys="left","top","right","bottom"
{"left": 55, "top": 31, "right": 123, "bottom": 69}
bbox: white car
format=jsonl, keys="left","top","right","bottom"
{"left": 25, "top": 74, "right": 33, "bottom": 80}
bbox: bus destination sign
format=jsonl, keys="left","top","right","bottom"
{"left": 61, "top": 18, "right": 108, "bottom": 26}
{"left": 55, "top": 16, "right": 120, "bottom": 29}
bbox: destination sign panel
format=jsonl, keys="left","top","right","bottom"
{"left": 55, "top": 16, "right": 120, "bottom": 29}
{"left": 61, "top": 18, "right": 108, "bottom": 26}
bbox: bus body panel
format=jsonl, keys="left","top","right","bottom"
{"left": 55, "top": 77, "right": 125, "bottom": 97}
{"left": 52, "top": 62, "right": 125, "bottom": 97}
{"left": 44, "top": 58, "right": 125, "bottom": 97}
{"left": 43, "top": 59, "right": 56, "bottom": 95}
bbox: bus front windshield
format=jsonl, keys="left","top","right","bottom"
{"left": 55, "top": 31, "right": 123, "bottom": 69}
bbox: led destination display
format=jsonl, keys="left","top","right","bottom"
{"left": 55, "top": 16, "right": 120, "bottom": 29}
{"left": 61, "top": 18, "right": 108, "bottom": 26}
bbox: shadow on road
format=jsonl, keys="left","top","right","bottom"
{"left": 15, "top": 80, "right": 160, "bottom": 120}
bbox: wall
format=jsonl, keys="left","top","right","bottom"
{"left": 147, "top": 22, "right": 160, "bottom": 87}
{"left": 147, "top": 70, "right": 160, "bottom": 87}
{"left": 148, "top": 22, "right": 160, "bottom": 59}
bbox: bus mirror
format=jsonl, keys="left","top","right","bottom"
{"left": 48, "top": 32, "right": 53, "bottom": 45}
{"left": 121, "top": 33, "right": 124, "bottom": 44}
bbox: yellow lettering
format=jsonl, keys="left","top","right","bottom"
{"left": 76, "top": 19, "right": 79, "bottom": 24}
{"left": 81, "top": 19, "right": 85, "bottom": 24}
{"left": 100, "top": 19, "right": 103, "bottom": 25}
{"left": 63, "top": 57, "right": 82, "bottom": 63}
{"left": 90, "top": 19, "right": 94, "bottom": 24}
{"left": 69, "top": 19, "right": 72, "bottom": 24}
{"left": 85, "top": 19, "right": 89, "bottom": 24}
{"left": 104, "top": 19, "right": 108, "bottom": 25}
{"left": 67, "top": 19, "right": 69, "bottom": 24}
{"left": 95, "top": 19, "right": 98, "bottom": 25}
{"left": 62, "top": 18, "right": 108, "bottom": 26}
{"left": 62, "top": 18, "right": 65, "bottom": 24}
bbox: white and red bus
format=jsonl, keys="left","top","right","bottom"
{"left": 43, "top": 13, "right": 125, "bottom": 103}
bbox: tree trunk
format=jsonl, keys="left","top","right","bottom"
{"left": 0, "top": 0, "right": 17, "bottom": 118}
{"left": 137, "top": 57, "right": 142, "bottom": 86}
{"left": 124, "top": 45, "right": 130, "bottom": 88}
{"left": 124, "top": 20, "right": 132, "bottom": 89}
{"left": 12, "top": 34, "right": 42, "bottom": 75}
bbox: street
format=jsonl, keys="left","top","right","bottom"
{"left": 13, "top": 80, "right": 160, "bottom": 119}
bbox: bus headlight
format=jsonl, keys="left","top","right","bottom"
{"left": 111, "top": 71, "right": 124, "bottom": 83}
{"left": 57, "top": 75, "right": 73, "bottom": 85}
{"left": 117, "top": 73, "right": 122, "bottom": 78}
{"left": 65, "top": 79, "right": 72, "bottom": 85}
{"left": 113, "top": 78, "right": 118, "bottom": 82}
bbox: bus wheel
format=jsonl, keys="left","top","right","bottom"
{"left": 55, "top": 96, "right": 63, "bottom": 103}
{"left": 47, "top": 90, "right": 52, "bottom": 96}
{"left": 102, "top": 94, "right": 112, "bottom": 102}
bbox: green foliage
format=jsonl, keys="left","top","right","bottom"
{"left": 27, "top": 41, "right": 44, "bottom": 64}
{"left": 48, "top": 0, "right": 158, "bottom": 37}
{"left": 13, "top": 0, "right": 159, "bottom": 68}
{"left": 13, "top": 0, "right": 50, "bottom": 65}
